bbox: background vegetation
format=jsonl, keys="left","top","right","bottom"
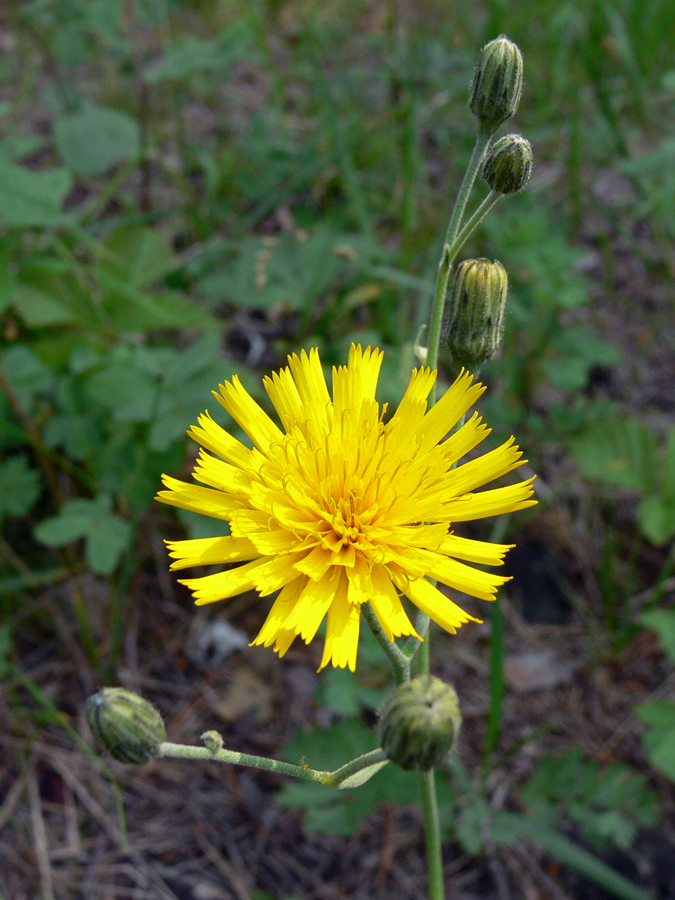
{"left": 1, "top": 1, "right": 675, "bottom": 898}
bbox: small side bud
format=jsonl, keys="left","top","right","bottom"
{"left": 377, "top": 675, "right": 461, "bottom": 772}
{"left": 469, "top": 35, "right": 523, "bottom": 133}
{"left": 444, "top": 258, "right": 508, "bottom": 369}
{"left": 87, "top": 688, "right": 166, "bottom": 764}
{"left": 201, "top": 730, "right": 224, "bottom": 752}
{"left": 483, "top": 134, "right": 533, "bottom": 194}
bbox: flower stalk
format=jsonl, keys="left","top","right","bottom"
{"left": 158, "top": 740, "right": 387, "bottom": 788}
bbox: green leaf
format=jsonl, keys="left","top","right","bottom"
{"left": 54, "top": 103, "right": 140, "bottom": 176}
{"left": 336, "top": 760, "right": 389, "bottom": 789}
{"left": 34, "top": 494, "right": 130, "bottom": 574}
{"left": 0, "top": 626, "right": 12, "bottom": 679}
{"left": 277, "top": 720, "right": 451, "bottom": 836}
{"left": 1, "top": 345, "right": 55, "bottom": 412}
{"left": 637, "top": 495, "right": 675, "bottom": 546}
{"left": 11, "top": 283, "right": 77, "bottom": 327}
{"left": 0, "top": 161, "right": 72, "bottom": 228}
{"left": 0, "top": 456, "right": 41, "bottom": 519}
{"left": 499, "top": 813, "right": 655, "bottom": 900}
{"left": 569, "top": 417, "right": 657, "bottom": 494}
{"left": 85, "top": 513, "right": 131, "bottom": 574}
{"left": 639, "top": 610, "right": 675, "bottom": 665}
{"left": 34, "top": 497, "right": 104, "bottom": 546}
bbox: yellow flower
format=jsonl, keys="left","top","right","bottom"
{"left": 157, "top": 344, "right": 535, "bottom": 671}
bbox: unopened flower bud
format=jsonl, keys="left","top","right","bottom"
{"left": 87, "top": 688, "right": 166, "bottom": 764}
{"left": 469, "top": 35, "right": 523, "bottom": 133}
{"left": 377, "top": 675, "right": 461, "bottom": 771}
{"left": 444, "top": 258, "right": 508, "bottom": 369}
{"left": 483, "top": 134, "right": 533, "bottom": 194}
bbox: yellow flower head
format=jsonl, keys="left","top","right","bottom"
{"left": 157, "top": 344, "right": 535, "bottom": 671}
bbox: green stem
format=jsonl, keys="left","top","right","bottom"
{"left": 419, "top": 769, "right": 445, "bottom": 900}
{"left": 447, "top": 190, "right": 501, "bottom": 266}
{"left": 362, "top": 601, "right": 410, "bottom": 684}
{"left": 427, "top": 127, "right": 492, "bottom": 379}
{"left": 158, "top": 741, "right": 387, "bottom": 788}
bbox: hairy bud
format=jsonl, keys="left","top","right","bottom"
{"left": 483, "top": 134, "right": 533, "bottom": 194}
{"left": 444, "top": 258, "right": 508, "bottom": 369}
{"left": 469, "top": 35, "right": 523, "bottom": 133}
{"left": 378, "top": 675, "right": 461, "bottom": 771}
{"left": 87, "top": 688, "right": 166, "bottom": 764}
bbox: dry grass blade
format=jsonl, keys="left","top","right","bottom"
{"left": 27, "top": 765, "right": 55, "bottom": 900}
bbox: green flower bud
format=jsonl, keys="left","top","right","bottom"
{"left": 469, "top": 35, "right": 523, "bottom": 133}
{"left": 201, "top": 730, "right": 224, "bottom": 752}
{"left": 87, "top": 688, "right": 166, "bottom": 764}
{"left": 483, "top": 134, "right": 533, "bottom": 194}
{"left": 444, "top": 258, "right": 508, "bottom": 369}
{"left": 377, "top": 675, "right": 461, "bottom": 771}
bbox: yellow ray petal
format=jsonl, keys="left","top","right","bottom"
{"left": 287, "top": 348, "right": 331, "bottom": 426}
{"left": 166, "top": 535, "right": 257, "bottom": 570}
{"left": 369, "top": 566, "right": 418, "bottom": 641}
{"left": 319, "top": 573, "right": 360, "bottom": 672}
{"left": 181, "top": 559, "right": 263, "bottom": 605}
{"left": 216, "top": 375, "right": 284, "bottom": 451}
{"left": 263, "top": 366, "right": 304, "bottom": 432}
{"left": 438, "top": 534, "right": 514, "bottom": 566}
{"left": 399, "top": 574, "right": 480, "bottom": 634}
{"left": 156, "top": 475, "right": 240, "bottom": 520}
{"left": 442, "top": 478, "right": 536, "bottom": 521}
{"left": 188, "top": 411, "right": 253, "bottom": 468}
{"left": 418, "top": 370, "right": 486, "bottom": 454}
{"left": 252, "top": 577, "right": 305, "bottom": 648}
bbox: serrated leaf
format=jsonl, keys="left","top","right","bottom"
{"left": 0, "top": 456, "right": 41, "bottom": 518}
{"left": 0, "top": 162, "right": 72, "bottom": 228}
{"left": 35, "top": 503, "right": 95, "bottom": 545}
{"left": 54, "top": 103, "right": 140, "bottom": 176}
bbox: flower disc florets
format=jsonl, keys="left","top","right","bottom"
{"left": 158, "top": 344, "right": 535, "bottom": 671}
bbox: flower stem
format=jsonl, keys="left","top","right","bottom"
{"left": 426, "top": 126, "right": 492, "bottom": 380}
{"left": 362, "top": 601, "right": 410, "bottom": 684}
{"left": 157, "top": 741, "right": 387, "bottom": 788}
{"left": 419, "top": 769, "right": 445, "bottom": 900}
{"left": 446, "top": 190, "right": 502, "bottom": 266}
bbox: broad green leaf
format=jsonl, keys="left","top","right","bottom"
{"left": 54, "top": 103, "right": 140, "bottom": 176}
{"left": 637, "top": 495, "right": 675, "bottom": 546}
{"left": 34, "top": 496, "right": 107, "bottom": 546}
{"left": 634, "top": 700, "right": 675, "bottom": 729}
{"left": 0, "top": 456, "right": 41, "bottom": 518}
{"left": 0, "top": 162, "right": 72, "bottom": 228}
{"left": 11, "top": 283, "right": 77, "bottom": 327}
{"left": 1, "top": 345, "right": 55, "bottom": 412}
{"left": 661, "top": 429, "right": 675, "bottom": 502}
{"left": 569, "top": 418, "right": 657, "bottom": 494}
{"left": 640, "top": 610, "right": 675, "bottom": 664}
{"left": 644, "top": 728, "right": 675, "bottom": 783}
{"left": 86, "top": 513, "right": 131, "bottom": 574}
{"left": 84, "top": 364, "right": 157, "bottom": 414}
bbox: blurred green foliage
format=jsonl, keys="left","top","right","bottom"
{"left": 2, "top": 0, "right": 675, "bottom": 895}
